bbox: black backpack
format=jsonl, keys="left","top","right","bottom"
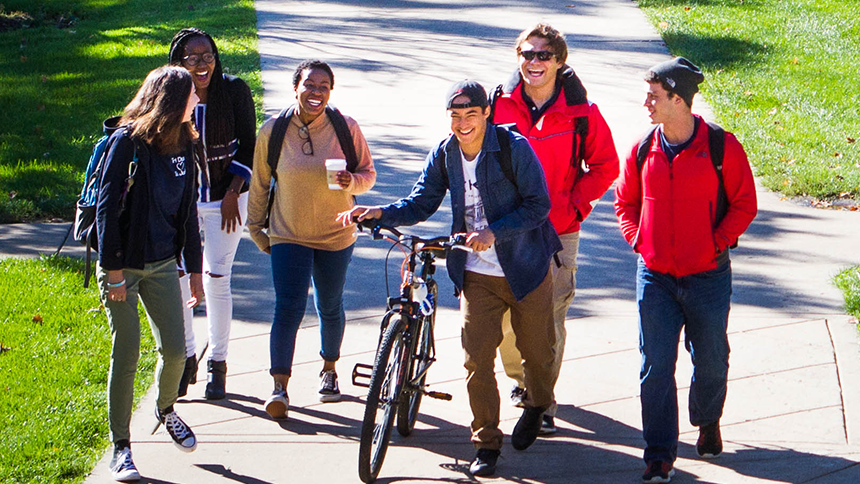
{"left": 264, "top": 105, "right": 357, "bottom": 228}
{"left": 487, "top": 66, "right": 590, "bottom": 185}
{"left": 438, "top": 125, "right": 515, "bottom": 189}
{"left": 636, "top": 121, "right": 735, "bottom": 248}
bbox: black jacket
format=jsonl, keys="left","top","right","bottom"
{"left": 96, "top": 128, "right": 202, "bottom": 273}
{"left": 200, "top": 74, "right": 256, "bottom": 201}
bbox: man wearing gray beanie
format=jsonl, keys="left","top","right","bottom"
{"left": 615, "top": 57, "right": 758, "bottom": 483}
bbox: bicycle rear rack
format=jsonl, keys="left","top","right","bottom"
{"left": 352, "top": 362, "right": 374, "bottom": 388}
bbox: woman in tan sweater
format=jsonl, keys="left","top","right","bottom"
{"left": 247, "top": 60, "right": 376, "bottom": 419}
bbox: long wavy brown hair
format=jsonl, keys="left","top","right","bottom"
{"left": 120, "top": 65, "right": 198, "bottom": 154}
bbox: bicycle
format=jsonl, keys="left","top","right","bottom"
{"left": 351, "top": 221, "right": 469, "bottom": 483}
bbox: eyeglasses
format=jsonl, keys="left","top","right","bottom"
{"left": 182, "top": 53, "right": 216, "bottom": 67}
{"left": 519, "top": 50, "right": 554, "bottom": 62}
{"left": 298, "top": 125, "right": 313, "bottom": 156}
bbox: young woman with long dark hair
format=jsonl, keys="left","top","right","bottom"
{"left": 168, "top": 28, "right": 257, "bottom": 401}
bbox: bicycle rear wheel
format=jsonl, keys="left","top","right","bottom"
{"left": 397, "top": 282, "right": 437, "bottom": 436}
{"left": 358, "top": 317, "right": 408, "bottom": 483}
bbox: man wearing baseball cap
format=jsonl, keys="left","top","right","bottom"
{"left": 615, "top": 58, "right": 757, "bottom": 483}
{"left": 339, "top": 79, "right": 561, "bottom": 476}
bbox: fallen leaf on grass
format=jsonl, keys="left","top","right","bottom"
{"left": 0, "top": 344, "right": 10, "bottom": 355}
{"left": 32, "top": 314, "right": 43, "bottom": 324}
{"left": 833, "top": 152, "right": 843, "bottom": 158}
{"left": 685, "top": 6, "right": 691, "bottom": 11}
{"left": 744, "top": 90, "right": 753, "bottom": 96}
{"left": 659, "top": 21, "right": 669, "bottom": 29}
{"left": 767, "top": 107, "right": 778, "bottom": 115}
{"left": 839, "top": 192, "right": 852, "bottom": 199}
{"left": 847, "top": 137, "right": 856, "bottom": 144}
{"left": 790, "top": 57, "right": 799, "bottom": 65}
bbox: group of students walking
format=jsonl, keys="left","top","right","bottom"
{"left": 95, "top": 21, "right": 756, "bottom": 484}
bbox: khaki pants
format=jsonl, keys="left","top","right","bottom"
{"left": 98, "top": 258, "right": 187, "bottom": 443}
{"left": 461, "top": 269, "right": 555, "bottom": 450}
{"left": 498, "top": 231, "right": 579, "bottom": 416}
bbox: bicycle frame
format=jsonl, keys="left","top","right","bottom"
{"left": 355, "top": 222, "right": 465, "bottom": 483}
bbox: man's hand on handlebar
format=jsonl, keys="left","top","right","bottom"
{"left": 463, "top": 228, "right": 495, "bottom": 252}
{"left": 336, "top": 205, "right": 383, "bottom": 227}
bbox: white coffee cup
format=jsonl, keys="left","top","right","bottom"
{"left": 325, "top": 159, "right": 347, "bottom": 190}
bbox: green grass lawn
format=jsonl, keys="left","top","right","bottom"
{"left": 638, "top": 0, "right": 860, "bottom": 203}
{"left": 0, "top": 0, "right": 262, "bottom": 223}
{"left": 835, "top": 266, "right": 860, "bottom": 320}
{"left": 0, "top": 256, "right": 156, "bottom": 483}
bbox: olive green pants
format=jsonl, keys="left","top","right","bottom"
{"left": 98, "top": 257, "right": 186, "bottom": 443}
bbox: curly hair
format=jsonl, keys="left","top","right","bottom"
{"left": 292, "top": 59, "right": 335, "bottom": 89}
{"left": 515, "top": 22, "right": 568, "bottom": 65}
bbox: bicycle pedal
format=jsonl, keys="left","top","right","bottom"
{"left": 425, "top": 391, "right": 452, "bottom": 401}
{"left": 352, "top": 363, "right": 373, "bottom": 388}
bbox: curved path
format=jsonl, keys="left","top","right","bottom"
{"left": 2, "top": 0, "right": 858, "bottom": 482}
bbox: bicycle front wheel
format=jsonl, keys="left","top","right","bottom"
{"left": 358, "top": 317, "right": 408, "bottom": 483}
{"left": 396, "top": 283, "right": 437, "bottom": 436}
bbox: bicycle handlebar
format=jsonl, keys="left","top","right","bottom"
{"left": 355, "top": 219, "right": 471, "bottom": 253}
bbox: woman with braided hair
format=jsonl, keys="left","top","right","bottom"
{"left": 168, "top": 27, "right": 257, "bottom": 400}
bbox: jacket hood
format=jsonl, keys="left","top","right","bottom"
{"left": 500, "top": 64, "right": 587, "bottom": 106}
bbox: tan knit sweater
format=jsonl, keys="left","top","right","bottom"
{"left": 247, "top": 110, "right": 376, "bottom": 252}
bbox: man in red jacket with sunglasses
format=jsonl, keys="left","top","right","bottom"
{"left": 615, "top": 57, "right": 757, "bottom": 483}
{"left": 491, "top": 23, "right": 619, "bottom": 434}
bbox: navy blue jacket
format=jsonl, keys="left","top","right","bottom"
{"left": 96, "top": 128, "right": 202, "bottom": 273}
{"left": 378, "top": 123, "right": 561, "bottom": 301}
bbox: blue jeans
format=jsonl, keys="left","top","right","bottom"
{"left": 269, "top": 242, "right": 354, "bottom": 376}
{"left": 637, "top": 257, "right": 732, "bottom": 464}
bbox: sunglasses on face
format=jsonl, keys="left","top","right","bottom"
{"left": 519, "top": 50, "right": 554, "bottom": 62}
{"left": 182, "top": 53, "right": 216, "bottom": 67}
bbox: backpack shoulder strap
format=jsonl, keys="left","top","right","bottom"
{"left": 494, "top": 125, "right": 516, "bottom": 188}
{"left": 636, "top": 126, "right": 660, "bottom": 174}
{"left": 437, "top": 134, "right": 455, "bottom": 187}
{"left": 488, "top": 83, "right": 504, "bottom": 123}
{"left": 267, "top": 107, "right": 294, "bottom": 182}
{"left": 573, "top": 116, "right": 589, "bottom": 178}
{"left": 705, "top": 121, "right": 729, "bottom": 227}
{"left": 326, "top": 105, "right": 359, "bottom": 173}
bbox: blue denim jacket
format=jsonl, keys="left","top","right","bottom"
{"left": 378, "top": 124, "right": 561, "bottom": 301}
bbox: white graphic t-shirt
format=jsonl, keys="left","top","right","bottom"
{"left": 461, "top": 149, "right": 504, "bottom": 277}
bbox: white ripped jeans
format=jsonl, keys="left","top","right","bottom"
{"left": 180, "top": 192, "right": 249, "bottom": 362}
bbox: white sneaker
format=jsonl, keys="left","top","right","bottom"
{"left": 155, "top": 407, "right": 197, "bottom": 452}
{"left": 265, "top": 383, "right": 289, "bottom": 419}
{"left": 109, "top": 446, "right": 140, "bottom": 482}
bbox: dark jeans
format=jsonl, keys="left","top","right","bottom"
{"left": 269, "top": 242, "right": 354, "bottom": 376}
{"left": 637, "top": 257, "right": 732, "bottom": 464}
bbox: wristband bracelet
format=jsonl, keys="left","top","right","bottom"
{"left": 106, "top": 279, "right": 126, "bottom": 288}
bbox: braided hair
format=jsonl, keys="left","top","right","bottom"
{"left": 168, "top": 28, "right": 235, "bottom": 151}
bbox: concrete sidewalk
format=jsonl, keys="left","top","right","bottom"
{"left": 2, "top": 0, "right": 859, "bottom": 482}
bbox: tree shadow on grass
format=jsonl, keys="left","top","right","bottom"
{"left": 660, "top": 32, "right": 768, "bottom": 70}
